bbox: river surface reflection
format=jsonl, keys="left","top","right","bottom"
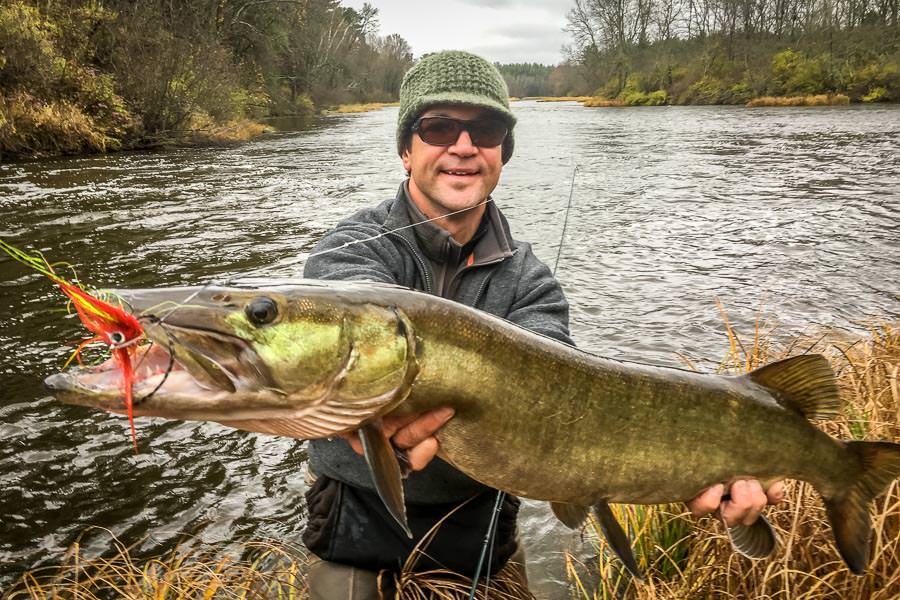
{"left": 1, "top": 102, "right": 898, "bottom": 596}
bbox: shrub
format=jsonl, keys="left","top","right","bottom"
{"left": 720, "top": 82, "right": 753, "bottom": 104}
{"left": 862, "top": 86, "right": 890, "bottom": 102}
{"left": 0, "top": 91, "right": 115, "bottom": 157}
{"left": 681, "top": 75, "right": 726, "bottom": 104}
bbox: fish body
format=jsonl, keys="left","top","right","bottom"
{"left": 44, "top": 280, "right": 900, "bottom": 576}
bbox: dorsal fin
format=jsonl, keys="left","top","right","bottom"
{"left": 744, "top": 354, "right": 840, "bottom": 420}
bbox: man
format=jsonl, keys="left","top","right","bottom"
{"left": 302, "top": 50, "right": 781, "bottom": 599}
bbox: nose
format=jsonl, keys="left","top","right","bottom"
{"left": 45, "top": 372, "right": 68, "bottom": 391}
{"left": 449, "top": 129, "right": 477, "bottom": 155}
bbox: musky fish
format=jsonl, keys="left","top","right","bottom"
{"left": 44, "top": 280, "right": 900, "bottom": 579}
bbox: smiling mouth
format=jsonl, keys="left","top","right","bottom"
{"left": 441, "top": 169, "right": 479, "bottom": 176}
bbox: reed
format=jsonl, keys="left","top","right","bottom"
{"left": 323, "top": 102, "right": 399, "bottom": 114}
{"left": 4, "top": 529, "right": 307, "bottom": 599}
{"left": 7, "top": 506, "right": 532, "bottom": 599}
{"left": 582, "top": 97, "right": 626, "bottom": 107}
{"left": 569, "top": 318, "right": 900, "bottom": 599}
{"left": 529, "top": 96, "right": 594, "bottom": 103}
{"left": 0, "top": 92, "right": 117, "bottom": 157}
{"left": 746, "top": 94, "right": 851, "bottom": 107}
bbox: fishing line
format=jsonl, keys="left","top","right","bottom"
{"left": 553, "top": 164, "right": 578, "bottom": 276}
{"left": 133, "top": 317, "right": 176, "bottom": 405}
{"left": 305, "top": 197, "right": 494, "bottom": 260}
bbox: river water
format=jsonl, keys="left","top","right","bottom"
{"left": 1, "top": 102, "right": 898, "bottom": 595}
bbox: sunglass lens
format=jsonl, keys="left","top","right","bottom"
{"left": 418, "top": 118, "right": 461, "bottom": 145}
{"left": 415, "top": 117, "right": 508, "bottom": 147}
{"left": 469, "top": 120, "right": 508, "bottom": 147}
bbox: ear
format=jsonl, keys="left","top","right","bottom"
{"left": 401, "top": 146, "right": 412, "bottom": 174}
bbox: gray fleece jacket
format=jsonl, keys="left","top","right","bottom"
{"left": 303, "top": 183, "right": 572, "bottom": 503}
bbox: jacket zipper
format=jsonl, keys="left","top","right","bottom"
{"left": 455, "top": 247, "right": 519, "bottom": 306}
{"left": 472, "top": 271, "right": 494, "bottom": 307}
{"left": 388, "top": 232, "right": 434, "bottom": 294}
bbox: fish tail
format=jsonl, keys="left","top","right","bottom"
{"left": 824, "top": 441, "right": 900, "bottom": 575}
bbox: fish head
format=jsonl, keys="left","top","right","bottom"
{"left": 45, "top": 282, "right": 419, "bottom": 438}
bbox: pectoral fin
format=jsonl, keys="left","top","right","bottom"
{"left": 359, "top": 421, "right": 412, "bottom": 538}
{"left": 551, "top": 501, "right": 590, "bottom": 529}
{"left": 722, "top": 513, "right": 777, "bottom": 559}
{"left": 592, "top": 500, "right": 644, "bottom": 582}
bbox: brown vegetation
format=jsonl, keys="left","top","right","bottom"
{"left": 582, "top": 97, "right": 626, "bottom": 107}
{"left": 4, "top": 532, "right": 308, "bottom": 599}
{"left": 747, "top": 94, "right": 852, "bottom": 107}
{"left": 532, "top": 96, "right": 594, "bottom": 102}
{"left": 323, "top": 102, "right": 399, "bottom": 114}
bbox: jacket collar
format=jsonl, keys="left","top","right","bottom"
{"left": 385, "top": 182, "right": 514, "bottom": 266}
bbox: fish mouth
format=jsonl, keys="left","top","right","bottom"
{"left": 44, "top": 286, "right": 278, "bottom": 416}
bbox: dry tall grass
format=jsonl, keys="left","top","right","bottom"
{"left": 3, "top": 529, "right": 307, "bottom": 599}
{"left": 529, "top": 96, "right": 594, "bottom": 103}
{"left": 323, "top": 102, "right": 399, "bottom": 114}
{"left": 569, "top": 319, "right": 900, "bottom": 599}
{"left": 0, "top": 91, "right": 118, "bottom": 157}
{"left": 746, "top": 94, "right": 851, "bottom": 107}
{"left": 582, "top": 97, "right": 626, "bottom": 107}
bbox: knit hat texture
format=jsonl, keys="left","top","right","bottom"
{"left": 397, "top": 50, "right": 516, "bottom": 164}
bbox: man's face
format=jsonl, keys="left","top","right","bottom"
{"left": 401, "top": 104, "right": 505, "bottom": 219}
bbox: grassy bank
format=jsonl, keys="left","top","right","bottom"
{"left": 528, "top": 96, "right": 594, "bottom": 103}
{"left": 746, "top": 94, "right": 851, "bottom": 107}
{"left": 6, "top": 321, "right": 899, "bottom": 598}
{"left": 322, "top": 102, "right": 399, "bottom": 114}
{"left": 0, "top": 1, "right": 413, "bottom": 161}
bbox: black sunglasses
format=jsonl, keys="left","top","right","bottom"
{"left": 412, "top": 116, "right": 508, "bottom": 148}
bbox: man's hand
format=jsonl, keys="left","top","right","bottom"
{"left": 341, "top": 408, "right": 455, "bottom": 471}
{"left": 687, "top": 479, "right": 785, "bottom": 526}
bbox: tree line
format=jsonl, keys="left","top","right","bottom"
{"left": 551, "top": 0, "right": 899, "bottom": 103}
{"left": 0, "top": 0, "right": 413, "bottom": 158}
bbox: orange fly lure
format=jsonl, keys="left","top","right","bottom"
{"left": 1, "top": 240, "right": 145, "bottom": 450}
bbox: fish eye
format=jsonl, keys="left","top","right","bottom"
{"left": 245, "top": 297, "right": 278, "bottom": 326}
{"left": 108, "top": 331, "right": 126, "bottom": 345}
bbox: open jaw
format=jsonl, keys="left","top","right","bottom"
{"left": 44, "top": 324, "right": 268, "bottom": 416}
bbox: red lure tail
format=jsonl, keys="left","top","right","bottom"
{"left": 114, "top": 347, "right": 139, "bottom": 452}
{"left": 1, "top": 239, "right": 144, "bottom": 451}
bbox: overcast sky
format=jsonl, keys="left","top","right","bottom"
{"left": 344, "top": 0, "right": 574, "bottom": 65}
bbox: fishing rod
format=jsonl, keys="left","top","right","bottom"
{"left": 554, "top": 164, "right": 578, "bottom": 276}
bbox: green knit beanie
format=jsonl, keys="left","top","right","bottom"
{"left": 397, "top": 50, "right": 516, "bottom": 164}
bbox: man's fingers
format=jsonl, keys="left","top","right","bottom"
{"left": 339, "top": 431, "right": 364, "bottom": 455}
{"left": 766, "top": 480, "right": 786, "bottom": 504}
{"left": 687, "top": 483, "right": 724, "bottom": 517}
{"left": 391, "top": 408, "right": 455, "bottom": 449}
{"left": 722, "top": 479, "right": 768, "bottom": 526}
{"left": 406, "top": 437, "right": 440, "bottom": 471}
